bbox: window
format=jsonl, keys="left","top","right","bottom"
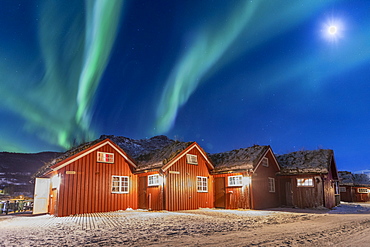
{"left": 186, "top": 154, "right": 198, "bottom": 165}
{"left": 148, "top": 174, "right": 160, "bottom": 186}
{"left": 112, "top": 176, "right": 129, "bottom": 193}
{"left": 98, "top": 152, "right": 114, "bottom": 163}
{"left": 261, "top": 157, "right": 269, "bottom": 167}
{"left": 358, "top": 188, "right": 368, "bottom": 193}
{"left": 268, "top": 177, "right": 275, "bottom": 192}
{"left": 228, "top": 175, "right": 243, "bottom": 186}
{"left": 339, "top": 187, "right": 346, "bottom": 193}
{"left": 197, "top": 176, "right": 208, "bottom": 192}
{"left": 297, "top": 178, "right": 314, "bottom": 187}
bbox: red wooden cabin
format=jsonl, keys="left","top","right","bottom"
{"left": 136, "top": 142, "right": 214, "bottom": 211}
{"left": 33, "top": 139, "right": 138, "bottom": 216}
{"left": 277, "top": 149, "right": 339, "bottom": 209}
{"left": 338, "top": 171, "right": 370, "bottom": 202}
{"left": 210, "top": 145, "right": 280, "bottom": 210}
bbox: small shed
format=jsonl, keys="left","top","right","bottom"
{"left": 134, "top": 141, "right": 214, "bottom": 211}
{"left": 277, "top": 149, "right": 339, "bottom": 209}
{"left": 210, "top": 145, "right": 280, "bottom": 210}
{"left": 33, "top": 139, "right": 138, "bottom": 216}
{"left": 338, "top": 171, "right": 370, "bottom": 202}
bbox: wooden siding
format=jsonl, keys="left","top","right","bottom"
{"left": 54, "top": 143, "right": 137, "bottom": 216}
{"left": 323, "top": 171, "right": 336, "bottom": 209}
{"left": 165, "top": 147, "right": 213, "bottom": 211}
{"left": 354, "top": 189, "right": 370, "bottom": 202}
{"left": 340, "top": 186, "right": 370, "bottom": 202}
{"left": 137, "top": 172, "right": 164, "bottom": 210}
{"left": 339, "top": 186, "right": 354, "bottom": 202}
{"left": 252, "top": 150, "right": 280, "bottom": 209}
{"left": 213, "top": 173, "right": 251, "bottom": 209}
{"left": 280, "top": 175, "right": 324, "bottom": 208}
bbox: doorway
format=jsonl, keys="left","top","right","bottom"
{"left": 138, "top": 176, "right": 147, "bottom": 209}
{"left": 214, "top": 177, "right": 226, "bottom": 208}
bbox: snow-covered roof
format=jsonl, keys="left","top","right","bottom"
{"left": 209, "top": 145, "right": 269, "bottom": 172}
{"left": 106, "top": 135, "right": 195, "bottom": 171}
{"left": 338, "top": 171, "right": 370, "bottom": 186}
{"left": 33, "top": 139, "right": 104, "bottom": 178}
{"left": 103, "top": 135, "right": 175, "bottom": 159}
{"left": 277, "top": 149, "right": 334, "bottom": 175}
{"left": 338, "top": 171, "right": 354, "bottom": 185}
{"left": 33, "top": 135, "right": 194, "bottom": 176}
{"left": 134, "top": 141, "right": 194, "bottom": 172}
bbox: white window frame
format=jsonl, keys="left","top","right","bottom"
{"left": 148, "top": 174, "right": 160, "bottom": 186}
{"left": 228, "top": 175, "right": 243, "bottom": 187}
{"left": 97, "top": 152, "right": 114, "bottom": 163}
{"left": 358, "top": 188, "right": 368, "bottom": 193}
{"left": 268, "top": 177, "right": 275, "bottom": 192}
{"left": 339, "top": 187, "right": 346, "bottom": 193}
{"left": 112, "top": 176, "right": 129, "bottom": 193}
{"left": 197, "top": 176, "right": 208, "bottom": 192}
{"left": 186, "top": 154, "right": 198, "bottom": 165}
{"left": 297, "top": 178, "right": 314, "bottom": 187}
{"left": 261, "top": 157, "right": 269, "bottom": 167}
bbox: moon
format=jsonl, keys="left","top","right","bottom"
{"left": 328, "top": 25, "right": 337, "bottom": 35}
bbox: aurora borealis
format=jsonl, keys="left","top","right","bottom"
{"left": 1, "top": 0, "right": 370, "bottom": 172}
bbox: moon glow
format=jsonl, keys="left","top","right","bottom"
{"left": 328, "top": 25, "right": 337, "bottom": 35}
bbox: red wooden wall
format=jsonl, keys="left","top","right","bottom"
{"left": 137, "top": 172, "right": 164, "bottom": 210}
{"left": 164, "top": 147, "right": 214, "bottom": 211}
{"left": 54, "top": 143, "right": 137, "bottom": 216}
{"left": 251, "top": 150, "right": 280, "bottom": 209}
{"left": 281, "top": 175, "right": 324, "bottom": 208}
{"left": 353, "top": 189, "right": 370, "bottom": 202}
{"left": 323, "top": 168, "right": 336, "bottom": 209}
{"left": 339, "top": 186, "right": 353, "bottom": 202}
{"left": 213, "top": 172, "right": 251, "bottom": 209}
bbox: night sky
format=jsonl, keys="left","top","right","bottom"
{"left": 1, "top": 0, "right": 369, "bottom": 172}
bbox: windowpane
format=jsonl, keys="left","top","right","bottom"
{"left": 197, "top": 176, "right": 208, "bottom": 192}
{"left": 228, "top": 175, "right": 243, "bottom": 186}
{"left": 148, "top": 174, "right": 159, "bottom": 186}
{"left": 187, "top": 154, "right": 198, "bottom": 165}
{"left": 98, "top": 152, "right": 114, "bottom": 163}
{"left": 297, "top": 178, "right": 314, "bottom": 187}
{"left": 112, "top": 176, "right": 129, "bottom": 193}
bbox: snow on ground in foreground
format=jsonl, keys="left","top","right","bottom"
{"left": 0, "top": 203, "right": 369, "bottom": 246}
{"left": 0, "top": 209, "right": 314, "bottom": 246}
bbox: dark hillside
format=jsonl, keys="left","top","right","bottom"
{"left": 0, "top": 152, "right": 61, "bottom": 173}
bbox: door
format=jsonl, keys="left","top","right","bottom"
{"left": 33, "top": 178, "right": 50, "bottom": 214}
{"left": 49, "top": 188, "right": 58, "bottom": 215}
{"left": 138, "top": 176, "right": 147, "bottom": 209}
{"left": 285, "top": 181, "right": 293, "bottom": 206}
{"left": 214, "top": 177, "right": 226, "bottom": 208}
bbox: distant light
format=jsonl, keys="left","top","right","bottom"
{"left": 328, "top": 25, "right": 337, "bottom": 35}
{"left": 321, "top": 16, "right": 344, "bottom": 43}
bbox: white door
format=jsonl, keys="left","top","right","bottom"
{"left": 33, "top": 178, "right": 51, "bottom": 214}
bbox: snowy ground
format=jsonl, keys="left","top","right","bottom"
{"left": 1, "top": 202, "right": 370, "bottom": 246}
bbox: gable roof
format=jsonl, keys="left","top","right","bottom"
{"left": 33, "top": 135, "right": 214, "bottom": 177}
{"left": 134, "top": 141, "right": 193, "bottom": 172}
{"left": 134, "top": 141, "right": 214, "bottom": 172}
{"left": 102, "top": 135, "right": 175, "bottom": 159}
{"left": 209, "top": 145, "right": 271, "bottom": 173}
{"left": 33, "top": 139, "right": 136, "bottom": 178}
{"left": 277, "top": 149, "right": 335, "bottom": 175}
